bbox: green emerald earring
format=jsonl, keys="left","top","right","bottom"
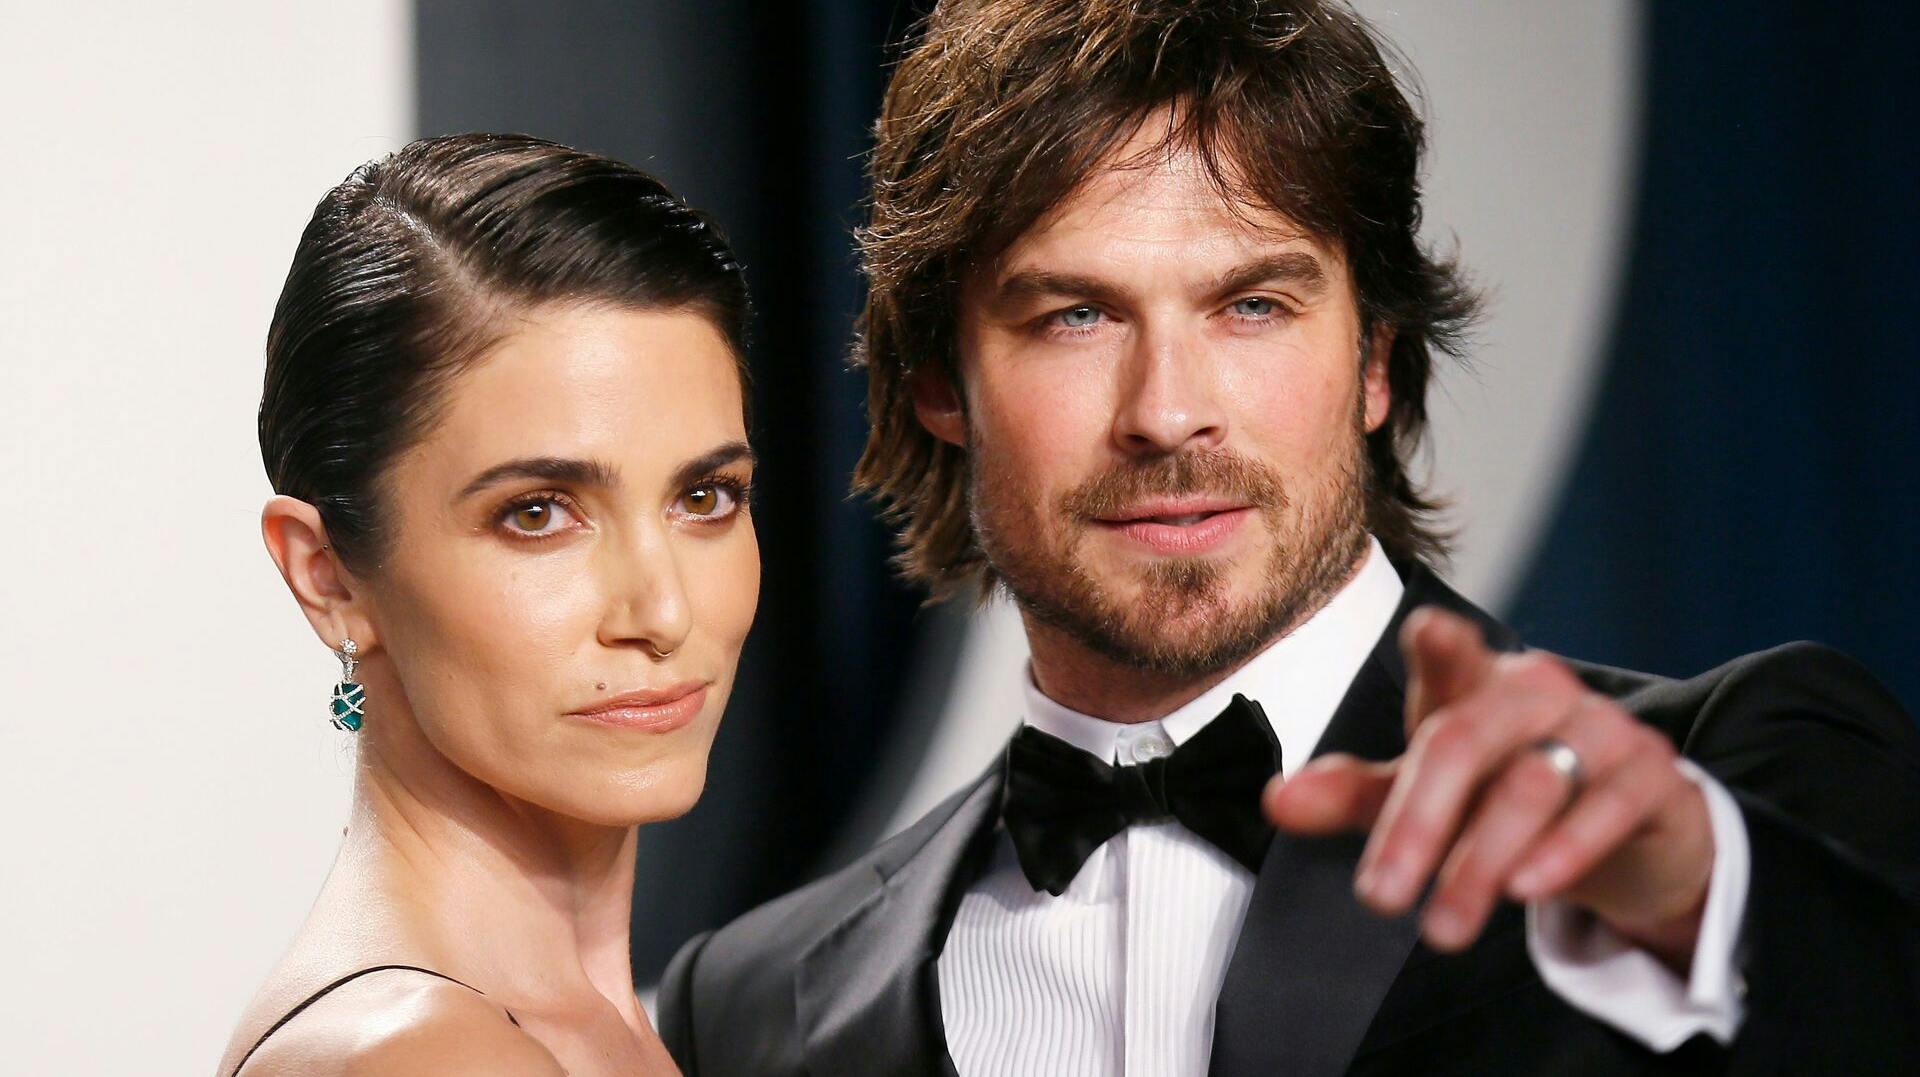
{"left": 329, "top": 638, "right": 367, "bottom": 732}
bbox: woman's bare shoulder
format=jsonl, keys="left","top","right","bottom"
{"left": 231, "top": 968, "right": 563, "bottom": 1077}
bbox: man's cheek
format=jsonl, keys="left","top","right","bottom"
{"left": 1017, "top": 401, "right": 1100, "bottom": 465}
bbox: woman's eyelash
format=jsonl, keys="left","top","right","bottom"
{"left": 494, "top": 490, "right": 581, "bottom": 538}
{"left": 490, "top": 476, "right": 757, "bottom": 537}
{"left": 685, "top": 474, "right": 756, "bottom": 514}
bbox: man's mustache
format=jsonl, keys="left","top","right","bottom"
{"left": 1058, "top": 450, "right": 1288, "bottom": 520}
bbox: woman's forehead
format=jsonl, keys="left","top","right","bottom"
{"left": 407, "top": 306, "right": 746, "bottom": 484}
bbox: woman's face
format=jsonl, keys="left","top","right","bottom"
{"left": 360, "top": 304, "right": 758, "bottom": 826}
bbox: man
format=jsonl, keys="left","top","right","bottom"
{"left": 660, "top": 1, "right": 1920, "bottom": 1073}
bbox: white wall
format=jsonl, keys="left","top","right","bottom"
{"left": 882, "top": 0, "right": 1643, "bottom": 835}
{"left": 0, "top": 2, "right": 410, "bottom": 1070}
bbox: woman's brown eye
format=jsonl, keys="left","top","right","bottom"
{"left": 678, "top": 482, "right": 741, "bottom": 519}
{"left": 504, "top": 498, "right": 575, "bottom": 535}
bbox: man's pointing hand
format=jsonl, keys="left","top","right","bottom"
{"left": 1263, "top": 607, "right": 1714, "bottom": 968}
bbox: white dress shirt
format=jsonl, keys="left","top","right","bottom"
{"left": 937, "top": 537, "right": 1750, "bottom": 1076}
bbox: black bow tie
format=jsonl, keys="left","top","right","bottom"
{"left": 1000, "top": 693, "right": 1282, "bottom": 896}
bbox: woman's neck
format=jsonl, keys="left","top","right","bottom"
{"left": 327, "top": 716, "right": 643, "bottom": 1020}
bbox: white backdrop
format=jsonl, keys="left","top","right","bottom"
{"left": 0, "top": 2, "right": 409, "bottom": 1071}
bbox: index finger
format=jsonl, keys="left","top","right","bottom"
{"left": 1400, "top": 606, "right": 1496, "bottom": 741}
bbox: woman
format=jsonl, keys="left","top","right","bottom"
{"left": 218, "top": 134, "right": 758, "bottom": 1076}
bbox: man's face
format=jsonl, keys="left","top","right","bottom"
{"left": 931, "top": 131, "right": 1391, "bottom": 677}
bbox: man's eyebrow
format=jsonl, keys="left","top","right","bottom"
{"left": 991, "top": 270, "right": 1129, "bottom": 308}
{"left": 669, "top": 440, "right": 754, "bottom": 489}
{"left": 989, "top": 254, "right": 1328, "bottom": 309}
{"left": 1207, "top": 251, "right": 1329, "bottom": 299}
{"left": 456, "top": 456, "right": 621, "bottom": 500}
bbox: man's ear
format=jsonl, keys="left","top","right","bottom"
{"left": 1362, "top": 325, "right": 1395, "bottom": 434}
{"left": 909, "top": 363, "right": 968, "bottom": 447}
{"left": 261, "top": 495, "right": 377, "bottom": 654}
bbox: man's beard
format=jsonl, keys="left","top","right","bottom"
{"left": 970, "top": 429, "right": 1370, "bottom": 679}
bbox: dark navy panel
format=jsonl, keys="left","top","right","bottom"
{"left": 1508, "top": 3, "right": 1920, "bottom": 717}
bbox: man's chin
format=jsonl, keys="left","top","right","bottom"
{"left": 1095, "top": 554, "right": 1244, "bottom": 610}
{"left": 1082, "top": 614, "right": 1275, "bottom": 678}
{"left": 1057, "top": 579, "right": 1277, "bottom": 676}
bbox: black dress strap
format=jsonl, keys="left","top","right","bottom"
{"left": 230, "top": 964, "right": 519, "bottom": 1076}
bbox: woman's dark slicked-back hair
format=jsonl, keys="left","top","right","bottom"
{"left": 853, "top": 0, "right": 1481, "bottom": 601}
{"left": 260, "top": 133, "right": 749, "bottom": 571}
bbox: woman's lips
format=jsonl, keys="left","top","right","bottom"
{"left": 567, "top": 683, "right": 709, "bottom": 733}
{"left": 1094, "top": 505, "right": 1254, "bottom": 555}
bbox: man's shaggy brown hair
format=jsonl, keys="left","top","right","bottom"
{"left": 852, "top": 0, "right": 1480, "bottom": 601}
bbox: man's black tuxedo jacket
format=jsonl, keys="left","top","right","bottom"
{"left": 659, "top": 566, "right": 1920, "bottom": 1075}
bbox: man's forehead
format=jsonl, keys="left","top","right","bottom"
{"left": 981, "top": 196, "right": 1336, "bottom": 304}
{"left": 984, "top": 139, "right": 1341, "bottom": 285}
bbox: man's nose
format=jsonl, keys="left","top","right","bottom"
{"left": 1110, "top": 324, "right": 1227, "bottom": 456}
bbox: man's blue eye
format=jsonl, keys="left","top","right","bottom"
{"left": 1059, "top": 306, "right": 1102, "bottom": 328}
{"left": 1231, "top": 297, "right": 1275, "bottom": 317}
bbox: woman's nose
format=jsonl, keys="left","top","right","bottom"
{"left": 595, "top": 528, "right": 692, "bottom": 659}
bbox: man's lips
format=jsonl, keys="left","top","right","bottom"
{"left": 1090, "top": 499, "right": 1255, "bottom": 556}
{"left": 1094, "top": 496, "right": 1250, "bottom": 523}
{"left": 567, "top": 682, "right": 709, "bottom": 732}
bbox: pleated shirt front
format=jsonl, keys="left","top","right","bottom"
{"left": 937, "top": 539, "right": 1403, "bottom": 1077}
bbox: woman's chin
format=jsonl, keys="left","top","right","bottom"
{"left": 545, "top": 758, "right": 712, "bottom": 828}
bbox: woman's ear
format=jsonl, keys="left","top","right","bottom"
{"left": 909, "top": 364, "right": 968, "bottom": 447}
{"left": 261, "top": 496, "right": 376, "bottom": 652}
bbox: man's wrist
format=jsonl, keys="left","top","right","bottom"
{"left": 1600, "top": 882, "right": 1708, "bottom": 975}
{"left": 1592, "top": 778, "right": 1716, "bottom": 973}
{"left": 1524, "top": 761, "right": 1750, "bottom": 1050}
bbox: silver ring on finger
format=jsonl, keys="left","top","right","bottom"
{"left": 1529, "top": 736, "right": 1585, "bottom": 798}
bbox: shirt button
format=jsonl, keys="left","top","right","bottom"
{"left": 1130, "top": 732, "right": 1174, "bottom": 764}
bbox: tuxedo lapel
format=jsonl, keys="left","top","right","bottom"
{"left": 796, "top": 767, "right": 1002, "bottom": 1077}
{"left": 1210, "top": 565, "right": 1518, "bottom": 1077}
{"left": 1209, "top": 647, "right": 1418, "bottom": 1077}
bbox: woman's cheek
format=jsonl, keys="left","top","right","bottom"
{"left": 695, "top": 524, "right": 761, "bottom": 653}
{"left": 499, "top": 558, "right": 599, "bottom": 644}
{"left": 432, "top": 553, "right": 596, "bottom": 721}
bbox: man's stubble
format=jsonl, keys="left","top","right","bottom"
{"left": 968, "top": 405, "right": 1371, "bottom": 680}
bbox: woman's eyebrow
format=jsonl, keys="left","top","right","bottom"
{"left": 670, "top": 441, "right": 754, "bottom": 489}
{"left": 456, "top": 456, "right": 621, "bottom": 501}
